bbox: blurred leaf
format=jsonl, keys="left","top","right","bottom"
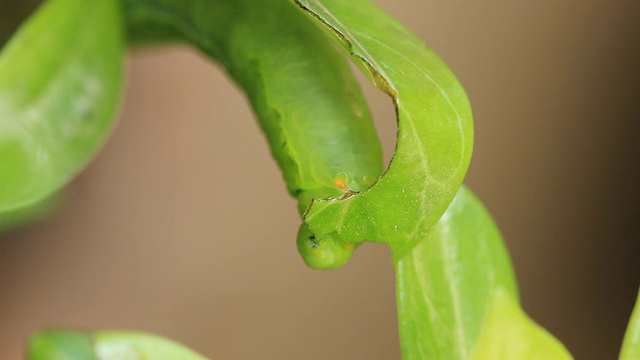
{"left": 28, "top": 330, "right": 95, "bottom": 360}
{"left": 27, "top": 330, "right": 209, "bottom": 360}
{"left": 93, "top": 332, "right": 208, "bottom": 360}
{"left": 620, "top": 289, "right": 640, "bottom": 360}
{"left": 0, "top": 0, "right": 125, "bottom": 212}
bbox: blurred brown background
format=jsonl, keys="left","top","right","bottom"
{"left": 1, "top": 0, "right": 639, "bottom": 359}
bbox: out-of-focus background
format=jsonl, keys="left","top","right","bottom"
{"left": 1, "top": 0, "right": 639, "bottom": 359}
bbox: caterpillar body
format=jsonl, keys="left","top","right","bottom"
{"left": 124, "top": 0, "right": 384, "bottom": 268}
{"left": 217, "top": 0, "right": 383, "bottom": 269}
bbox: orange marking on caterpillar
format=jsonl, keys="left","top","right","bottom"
{"left": 333, "top": 174, "right": 349, "bottom": 190}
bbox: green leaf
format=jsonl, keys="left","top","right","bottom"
{"left": 27, "top": 330, "right": 209, "bottom": 360}
{"left": 294, "top": 0, "right": 474, "bottom": 259}
{"left": 28, "top": 330, "right": 96, "bottom": 360}
{"left": 92, "top": 332, "right": 208, "bottom": 360}
{"left": 469, "top": 289, "right": 573, "bottom": 360}
{"left": 620, "top": 289, "right": 640, "bottom": 360}
{"left": 396, "top": 186, "right": 517, "bottom": 359}
{"left": 396, "top": 186, "right": 572, "bottom": 360}
{"left": 0, "top": 0, "right": 125, "bottom": 212}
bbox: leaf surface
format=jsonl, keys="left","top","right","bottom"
{"left": 27, "top": 330, "right": 209, "bottom": 360}
{"left": 0, "top": 0, "right": 124, "bottom": 212}
{"left": 294, "top": 0, "right": 474, "bottom": 259}
{"left": 397, "top": 186, "right": 572, "bottom": 360}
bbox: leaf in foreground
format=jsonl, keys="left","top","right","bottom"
{"left": 0, "top": 0, "right": 124, "bottom": 212}
{"left": 397, "top": 187, "right": 573, "bottom": 360}
{"left": 27, "top": 330, "right": 209, "bottom": 360}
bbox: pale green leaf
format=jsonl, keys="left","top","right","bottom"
{"left": 0, "top": 0, "right": 125, "bottom": 212}
{"left": 27, "top": 330, "right": 209, "bottom": 360}
{"left": 397, "top": 186, "right": 572, "bottom": 360}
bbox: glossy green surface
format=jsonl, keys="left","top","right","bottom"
{"left": 0, "top": 0, "right": 124, "bottom": 212}
{"left": 123, "top": 0, "right": 383, "bottom": 268}
{"left": 295, "top": 0, "right": 474, "bottom": 259}
{"left": 215, "top": 0, "right": 383, "bottom": 213}
{"left": 396, "top": 187, "right": 516, "bottom": 359}
{"left": 396, "top": 186, "right": 572, "bottom": 359}
{"left": 296, "top": 223, "right": 355, "bottom": 269}
{"left": 289, "top": 5, "right": 570, "bottom": 356}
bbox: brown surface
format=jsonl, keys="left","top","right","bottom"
{"left": 1, "top": 0, "right": 639, "bottom": 359}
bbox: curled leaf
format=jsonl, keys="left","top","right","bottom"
{"left": 294, "top": 0, "right": 474, "bottom": 259}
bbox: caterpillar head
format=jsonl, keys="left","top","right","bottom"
{"left": 296, "top": 224, "right": 355, "bottom": 270}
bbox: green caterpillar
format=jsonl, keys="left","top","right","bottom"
{"left": 2, "top": 0, "right": 383, "bottom": 268}
{"left": 221, "top": 1, "right": 383, "bottom": 269}
{"left": 125, "top": 0, "right": 384, "bottom": 269}
{"left": 219, "top": 0, "right": 384, "bottom": 269}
